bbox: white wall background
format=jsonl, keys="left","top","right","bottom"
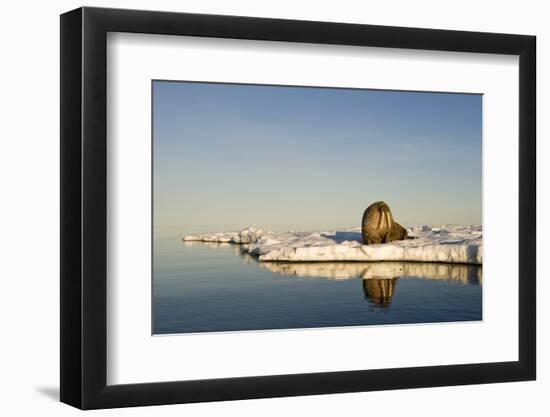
{"left": 0, "top": 0, "right": 546, "bottom": 415}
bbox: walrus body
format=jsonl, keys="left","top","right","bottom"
{"left": 361, "top": 201, "right": 408, "bottom": 245}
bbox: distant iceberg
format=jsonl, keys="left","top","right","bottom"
{"left": 182, "top": 225, "right": 482, "bottom": 265}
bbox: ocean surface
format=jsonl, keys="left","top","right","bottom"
{"left": 153, "top": 237, "right": 482, "bottom": 334}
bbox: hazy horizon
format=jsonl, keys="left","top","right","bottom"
{"left": 153, "top": 81, "right": 482, "bottom": 237}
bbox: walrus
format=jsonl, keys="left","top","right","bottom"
{"left": 361, "top": 201, "right": 408, "bottom": 245}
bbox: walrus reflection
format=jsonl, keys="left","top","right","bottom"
{"left": 362, "top": 278, "right": 398, "bottom": 308}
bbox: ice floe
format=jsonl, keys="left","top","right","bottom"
{"left": 182, "top": 225, "right": 482, "bottom": 265}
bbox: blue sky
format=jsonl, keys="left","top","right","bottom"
{"left": 153, "top": 81, "right": 482, "bottom": 235}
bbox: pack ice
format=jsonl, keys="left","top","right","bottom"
{"left": 182, "top": 225, "right": 482, "bottom": 265}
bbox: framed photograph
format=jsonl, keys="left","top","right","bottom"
{"left": 60, "top": 6, "right": 536, "bottom": 409}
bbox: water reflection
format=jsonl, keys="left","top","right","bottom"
{"left": 256, "top": 261, "right": 482, "bottom": 286}
{"left": 362, "top": 278, "right": 398, "bottom": 308}
{"left": 256, "top": 260, "right": 481, "bottom": 309}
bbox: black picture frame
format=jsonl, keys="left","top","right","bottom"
{"left": 60, "top": 6, "right": 536, "bottom": 410}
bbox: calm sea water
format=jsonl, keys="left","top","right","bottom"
{"left": 153, "top": 237, "right": 482, "bottom": 334}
